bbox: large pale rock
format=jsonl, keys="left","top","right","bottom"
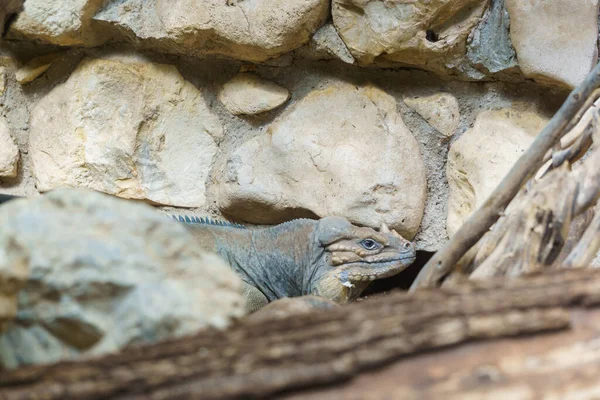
{"left": 332, "top": 0, "right": 488, "bottom": 72}
{"left": 0, "top": 118, "right": 19, "bottom": 178}
{"left": 446, "top": 107, "right": 549, "bottom": 237}
{"left": 505, "top": 0, "right": 600, "bottom": 88}
{"left": 29, "top": 54, "right": 222, "bottom": 208}
{"left": 8, "top": 0, "right": 108, "bottom": 46}
{"left": 216, "top": 81, "right": 427, "bottom": 239}
{"left": 95, "top": 0, "right": 329, "bottom": 63}
{"left": 404, "top": 93, "right": 460, "bottom": 137}
{"left": 218, "top": 73, "right": 290, "bottom": 115}
{"left": 0, "top": 188, "right": 246, "bottom": 369}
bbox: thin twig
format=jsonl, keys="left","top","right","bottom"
{"left": 410, "top": 63, "right": 600, "bottom": 291}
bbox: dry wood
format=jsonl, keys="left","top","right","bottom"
{"left": 282, "top": 307, "right": 600, "bottom": 400}
{"left": 3, "top": 268, "right": 600, "bottom": 400}
{"left": 411, "top": 63, "right": 600, "bottom": 290}
{"left": 563, "top": 207, "right": 600, "bottom": 269}
{"left": 468, "top": 164, "right": 578, "bottom": 279}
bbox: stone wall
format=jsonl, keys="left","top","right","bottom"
{"left": 0, "top": 0, "right": 597, "bottom": 252}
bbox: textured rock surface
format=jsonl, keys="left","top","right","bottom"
{"left": 404, "top": 93, "right": 460, "bottom": 137}
{"left": 466, "top": 0, "right": 518, "bottom": 75}
{"left": 0, "top": 118, "right": 19, "bottom": 178}
{"left": 218, "top": 73, "right": 290, "bottom": 115}
{"left": 505, "top": 0, "right": 600, "bottom": 88}
{"left": 332, "top": 0, "right": 488, "bottom": 72}
{"left": 446, "top": 107, "right": 548, "bottom": 237}
{"left": 0, "top": 0, "right": 23, "bottom": 35}
{"left": 15, "top": 53, "right": 58, "bottom": 84}
{"left": 95, "top": 0, "right": 329, "bottom": 62}
{"left": 295, "top": 23, "right": 356, "bottom": 64}
{"left": 29, "top": 54, "right": 222, "bottom": 207}
{"left": 216, "top": 81, "right": 427, "bottom": 239}
{"left": 7, "top": 0, "right": 108, "bottom": 46}
{"left": 0, "top": 188, "right": 246, "bottom": 369}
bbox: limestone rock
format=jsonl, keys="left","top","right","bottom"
{"left": 7, "top": 0, "right": 108, "bottom": 46}
{"left": 216, "top": 81, "right": 427, "bottom": 239}
{"left": 0, "top": 188, "right": 246, "bottom": 369}
{"left": 332, "top": 0, "right": 488, "bottom": 72}
{"left": 446, "top": 107, "right": 548, "bottom": 237}
{"left": 404, "top": 93, "right": 460, "bottom": 137}
{"left": 95, "top": 0, "right": 329, "bottom": 63}
{"left": 29, "top": 54, "right": 222, "bottom": 208}
{"left": 15, "top": 53, "right": 58, "bottom": 85}
{"left": 0, "top": 197, "right": 28, "bottom": 331}
{"left": 295, "top": 23, "right": 356, "bottom": 64}
{"left": 0, "top": 118, "right": 19, "bottom": 178}
{"left": 505, "top": 0, "right": 600, "bottom": 88}
{"left": 218, "top": 73, "right": 290, "bottom": 115}
{"left": 0, "top": 0, "right": 23, "bottom": 35}
{"left": 466, "top": 0, "right": 518, "bottom": 75}
{"left": 0, "top": 67, "right": 5, "bottom": 96}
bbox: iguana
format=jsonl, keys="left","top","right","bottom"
{"left": 0, "top": 194, "right": 417, "bottom": 312}
{"left": 172, "top": 214, "right": 416, "bottom": 312}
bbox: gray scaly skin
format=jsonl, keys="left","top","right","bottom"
{"left": 171, "top": 214, "right": 416, "bottom": 312}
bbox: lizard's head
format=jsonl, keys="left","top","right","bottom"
{"left": 310, "top": 216, "right": 416, "bottom": 304}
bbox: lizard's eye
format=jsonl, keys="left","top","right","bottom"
{"left": 360, "top": 239, "right": 380, "bottom": 250}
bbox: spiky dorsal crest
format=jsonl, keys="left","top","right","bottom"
{"left": 167, "top": 214, "right": 246, "bottom": 229}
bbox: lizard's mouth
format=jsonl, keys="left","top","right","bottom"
{"left": 336, "top": 255, "right": 416, "bottom": 283}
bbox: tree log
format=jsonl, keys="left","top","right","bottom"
{"left": 3, "top": 268, "right": 600, "bottom": 399}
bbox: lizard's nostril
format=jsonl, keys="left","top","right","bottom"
{"left": 404, "top": 242, "right": 411, "bottom": 249}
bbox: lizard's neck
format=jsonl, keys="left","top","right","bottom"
{"left": 205, "top": 219, "right": 321, "bottom": 302}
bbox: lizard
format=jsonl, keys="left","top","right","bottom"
{"left": 0, "top": 193, "right": 417, "bottom": 312}
{"left": 171, "top": 214, "right": 416, "bottom": 312}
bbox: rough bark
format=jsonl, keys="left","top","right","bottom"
{"left": 3, "top": 268, "right": 600, "bottom": 400}
{"left": 411, "top": 62, "right": 600, "bottom": 290}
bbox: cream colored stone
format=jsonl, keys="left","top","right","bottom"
{"left": 506, "top": 0, "right": 599, "bottom": 88}
{"left": 332, "top": 0, "right": 487, "bottom": 72}
{"left": 29, "top": 54, "right": 222, "bottom": 207}
{"left": 16, "top": 53, "right": 59, "bottom": 85}
{"left": 8, "top": 0, "right": 108, "bottom": 46}
{"left": 216, "top": 81, "right": 427, "bottom": 239}
{"left": 446, "top": 107, "right": 549, "bottom": 237}
{"left": 95, "top": 0, "right": 329, "bottom": 63}
{"left": 0, "top": 118, "right": 19, "bottom": 178}
{"left": 0, "top": 67, "right": 5, "bottom": 97}
{"left": 218, "top": 73, "right": 290, "bottom": 115}
{"left": 0, "top": 188, "right": 246, "bottom": 369}
{"left": 404, "top": 93, "right": 460, "bottom": 137}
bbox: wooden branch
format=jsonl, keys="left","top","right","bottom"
{"left": 3, "top": 268, "right": 600, "bottom": 400}
{"left": 410, "top": 62, "right": 600, "bottom": 290}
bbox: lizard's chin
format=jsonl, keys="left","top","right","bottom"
{"left": 336, "top": 256, "right": 416, "bottom": 282}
